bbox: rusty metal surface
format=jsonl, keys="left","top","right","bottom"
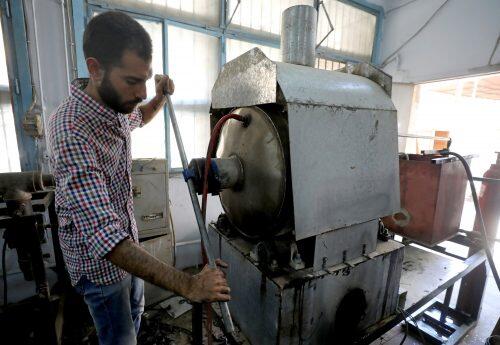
{"left": 386, "top": 155, "right": 470, "bottom": 246}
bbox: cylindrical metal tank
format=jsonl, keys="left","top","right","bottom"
{"left": 216, "top": 106, "right": 293, "bottom": 239}
{"left": 280, "top": 5, "right": 317, "bottom": 67}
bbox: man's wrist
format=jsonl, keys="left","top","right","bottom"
{"left": 180, "top": 274, "right": 197, "bottom": 301}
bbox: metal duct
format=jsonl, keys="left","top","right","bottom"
{"left": 280, "top": 5, "right": 317, "bottom": 67}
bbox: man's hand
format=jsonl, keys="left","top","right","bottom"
{"left": 186, "top": 259, "right": 231, "bottom": 303}
{"left": 139, "top": 74, "right": 174, "bottom": 124}
{"left": 154, "top": 74, "right": 175, "bottom": 96}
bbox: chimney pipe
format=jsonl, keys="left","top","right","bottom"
{"left": 280, "top": 5, "right": 318, "bottom": 67}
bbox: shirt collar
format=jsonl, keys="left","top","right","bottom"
{"left": 70, "top": 78, "right": 122, "bottom": 126}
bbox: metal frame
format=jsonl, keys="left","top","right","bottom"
{"left": 356, "top": 234, "right": 488, "bottom": 345}
{"left": 0, "top": 190, "right": 67, "bottom": 344}
{"left": 71, "top": 0, "right": 383, "bottom": 172}
{"left": 0, "top": 0, "right": 37, "bottom": 171}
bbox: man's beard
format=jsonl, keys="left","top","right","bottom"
{"left": 98, "top": 75, "right": 141, "bottom": 114}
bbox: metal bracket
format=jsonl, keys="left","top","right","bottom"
{"left": 4, "top": 0, "right": 11, "bottom": 18}
{"left": 225, "top": 0, "right": 241, "bottom": 30}
{"left": 316, "top": 1, "right": 334, "bottom": 48}
{"left": 14, "top": 77, "right": 20, "bottom": 94}
{"left": 182, "top": 168, "right": 195, "bottom": 182}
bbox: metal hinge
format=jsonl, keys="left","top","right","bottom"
{"left": 13, "top": 78, "right": 20, "bottom": 94}
{"left": 4, "top": 0, "right": 11, "bottom": 18}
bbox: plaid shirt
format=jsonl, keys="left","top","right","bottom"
{"left": 48, "top": 79, "right": 142, "bottom": 286}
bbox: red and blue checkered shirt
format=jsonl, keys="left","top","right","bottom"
{"left": 48, "top": 79, "right": 142, "bottom": 286}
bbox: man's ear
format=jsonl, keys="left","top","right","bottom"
{"left": 86, "top": 57, "right": 104, "bottom": 83}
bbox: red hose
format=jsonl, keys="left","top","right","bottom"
{"left": 201, "top": 114, "right": 245, "bottom": 219}
{"left": 201, "top": 113, "right": 244, "bottom": 344}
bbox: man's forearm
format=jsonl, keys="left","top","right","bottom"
{"left": 139, "top": 94, "right": 166, "bottom": 124}
{"left": 107, "top": 239, "right": 193, "bottom": 297}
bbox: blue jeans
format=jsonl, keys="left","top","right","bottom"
{"left": 75, "top": 275, "right": 145, "bottom": 345}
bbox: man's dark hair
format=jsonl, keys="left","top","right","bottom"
{"left": 83, "top": 11, "right": 152, "bottom": 68}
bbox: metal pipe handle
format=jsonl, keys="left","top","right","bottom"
{"left": 165, "top": 95, "right": 235, "bottom": 334}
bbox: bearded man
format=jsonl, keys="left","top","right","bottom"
{"left": 48, "top": 11, "right": 230, "bottom": 345}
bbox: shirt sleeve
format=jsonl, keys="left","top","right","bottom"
{"left": 54, "top": 134, "right": 129, "bottom": 259}
{"left": 128, "top": 107, "right": 144, "bottom": 131}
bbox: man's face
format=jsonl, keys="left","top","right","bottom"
{"left": 98, "top": 50, "right": 152, "bottom": 114}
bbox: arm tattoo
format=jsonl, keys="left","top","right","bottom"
{"left": 107, "top": 239, "right": 194, "bottom": 297}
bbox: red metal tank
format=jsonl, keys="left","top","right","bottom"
{"left": 383, "top": 154, "right": 472, "bottom": 246}
{"left": 474, "top": 152, "right": 500, "bottom": 241}
{"left": 456, "top": 152, "right": 500, "bottom": 317}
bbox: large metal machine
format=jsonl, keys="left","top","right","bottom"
{"left": 187, "top": 5, "right": 405, "bottom": 344}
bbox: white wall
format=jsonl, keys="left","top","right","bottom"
{"left": 391, "top": 83, "right": 415, "bottom": 151}
{"left": 375, "top": 0, "right": 500, "bottom": 83}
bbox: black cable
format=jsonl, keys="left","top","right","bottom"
{"left": 486, "top": 335, "right": 500, "bottom": 345}
{"left": 404, "top": 310, "right": 427, "bottom": 345}
{"left": 2, "top": 240, "right": 7, "bottom": 308}
{"left": 442, "top": 150, "right": 500, "bottom": 292}
{"left": 398, "top": 308, "right": 427, "bottom": 345}
{"left": 399, "top": 313, "right": 409, "bottom": 345}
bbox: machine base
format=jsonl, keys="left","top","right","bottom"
{"left": 208, "top": 224, "right": 404, "bottom": 345}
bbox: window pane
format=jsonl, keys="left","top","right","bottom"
{"left": 226, "top": 38, "right": 281, "bottom": 63}
{"left": 104, "top": 0, "right": 220, "bottom": 26}
{"left": 315, "top": 58, "right": 345, "bottom": 71}
{"left": 167, "top": 26, "right": 219, "bottom": 168}
{"left": 0, "top": 23, "right": 20, "bottom": 172}
{"left": 0, "top": 24, "right": 8, "bottom": 86}
{"left": 228, "top": 0, "right": 314, "bottom": 38}
{"left": 0, "top": 92, "right": 20, "bottom": 172}
{"left": 130, "top": 19, "right": 166, "bottom": 159}
{"left": 228, "top": 0, "right": 376, "bottom": 62}
{"left": 317, "top": 1, "right": 376, "bottom": 62}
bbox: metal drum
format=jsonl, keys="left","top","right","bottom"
{"left": 216, "top": 106, "right": 292, "bottom": 238}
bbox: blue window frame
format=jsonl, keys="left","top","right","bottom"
{"left": 71, "top": 0, "right": 383, "bottom": 172}
{"left": 1, "top": 0, "right": 37, "bottom": 171}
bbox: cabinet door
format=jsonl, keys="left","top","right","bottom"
{"left": 132, "top": 173, "right": 168, "bottom": 231}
